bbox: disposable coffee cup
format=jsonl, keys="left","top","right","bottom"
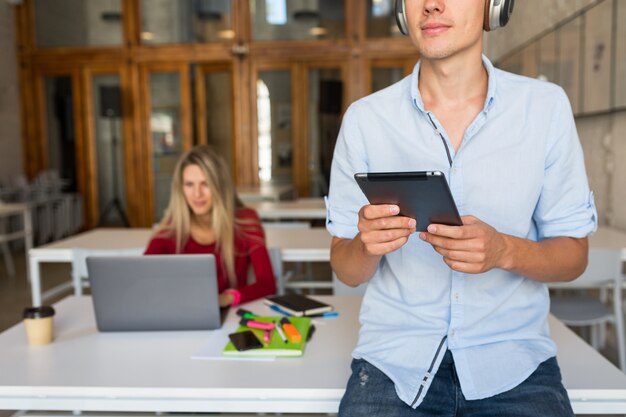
{"left": 22, "top": 306, "right": 55, "bottom": 346}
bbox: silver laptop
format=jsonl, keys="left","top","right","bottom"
{"left": 87, "top": 255, "right": 222, "bottom": 332}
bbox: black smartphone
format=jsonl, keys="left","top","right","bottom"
{"left": 229, "top": 330, "right": 263, "bottom": 351}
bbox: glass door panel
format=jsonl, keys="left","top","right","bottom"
{"left": 251, "top": 0, "right": 345, "bottom": 41}
{"left": 140, "top": 0, "right": 233, "bottom": 44}
{"left": 200, "top": 68, "right": 234, "bottom": 170}
{"left": 43, "top": 76, "right": 77, "bottom": 192}
{"left": 149, "top": 72, "right": 183, "bottom": 221}
{"left": 35, "top": 0, "right": 123, "bottom": 48}
{"left": 308, "top": 68, "right": 342, "bottom": 197}
{"left": 257, "top": 70, "right": 292, "bottom": 185}
{"left": 367, "top": 0, "right": 402, "bottom": 38}
{"left": 92, "top": 75, "right": 128, "bottom": 226}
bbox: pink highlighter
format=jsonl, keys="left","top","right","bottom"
{"left": 239, "top": 318, "right": 275, "bottom": 331}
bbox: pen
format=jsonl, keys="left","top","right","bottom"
{"left": 239, "top": 318, "right": 274, "bottom": 331}
{"left": 263, "top": 329, "right": 271, "bottom": 344}
{"left": 273, "top": 320, "right": 288, "bottom": 343}
{"left": 269, "top": 304, "right": 292, "bottom": 316}
{"left": 306, "top": 311, "right": 339, "bottom": 318}
{"left": 306, "top": 324, "right": 316, "bottom": 342}
{"left": 280, "top": 317, "right": 302, "bottom": 343}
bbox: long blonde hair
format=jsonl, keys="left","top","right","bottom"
{"left": 155, "top": 145, "right": 241, "bottom": 288}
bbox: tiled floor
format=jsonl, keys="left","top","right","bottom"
{"left": 0, "top": 248, "right": 622, "bottom": 417}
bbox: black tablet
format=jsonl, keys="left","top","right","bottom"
{"left": 354, "top": 171, "right": 462, "bottom": 232}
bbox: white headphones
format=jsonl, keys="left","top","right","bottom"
{"left": 395, "top": 0, "right": 515, "bottom": 35}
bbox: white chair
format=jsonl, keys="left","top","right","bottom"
{"left": 71, "top": 248, "right": 144, "bottom": 296}
{"left": 549, "top": 248, "right": 625, "bottom": 371}
{"left": 246, "top": 247, "right": 290, "bottom": 296}
{"left": 0, "top": 209, "right": 16, "bottom": 277}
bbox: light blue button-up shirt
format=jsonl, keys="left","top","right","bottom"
{"left": 326, "top": 56, "right": 597, "bottom": 408}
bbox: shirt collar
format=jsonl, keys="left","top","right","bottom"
{"left": 410, "top": 54, "right": 497, "bottom": 114}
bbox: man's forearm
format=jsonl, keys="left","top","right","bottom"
{"left": 501, "top": 235, "right": 588, "bottom": 283}
{"left": 331, "top": 235, "right": 382, "bottom": 287}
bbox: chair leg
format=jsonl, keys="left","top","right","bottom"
{"left": 1, "top": 241, "right": 15, "bottom": 277}
{"left": 590, "top": 324, "right": 600, "bottom": 350}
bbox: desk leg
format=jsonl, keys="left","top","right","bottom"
{"left": 24, "top": 208, "right": 33, "bottom": 284}
{"left": 29, "top": 255, "right": 42, "bottom": 307}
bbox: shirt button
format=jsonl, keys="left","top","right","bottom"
{"left": 454, "top": 293, "right": 460, "bottom": 301}
{"left": 450, "top": 329, "right": 457, "bottom": 337}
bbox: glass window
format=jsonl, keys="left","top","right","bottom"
{"left": 35, "top": 0, "right": 123, "bottom": 48}
{"left": 367, "top": 0, "right": 403, "bottom": 38}
{"left": 308, "top": 68, "right": 342, "bottom": 197}
{"left": 257, "top": 70, "right": 292, "bottom": 184}
{"left": 141, "top": 0, "right": 233, "bottom": 44}
{"left": 203, "top": 70, "right": 234, "bottom": 170}
{"left": 43, "top": 76, "right": 77, "bottom": 191}
{"left": 149, "top": 73, "right": 183, "bottom": 220}
{"left": 251, "top": 0, "right": 345, "bottom": 41}
{"left": 92, "top": 75, "right": 128, "bottom": 226}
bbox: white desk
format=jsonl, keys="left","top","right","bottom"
{"left": 29, "top": 228, "right": 331, "bottom": 306}
{"left": 238, "top": 184, "right": 295, "bottom": 203}
{"left": 0, "top": 203, "right": 33, "bottom": 277}
{"left": 1, "top": 296, "right": 625, "bottom": 414}
{"left": 248, "top": 198, "right": 326, "bottom": 220}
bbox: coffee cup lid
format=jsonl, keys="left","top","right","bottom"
{"left": 23, "top": 306, "right": 55, "bottom": 319}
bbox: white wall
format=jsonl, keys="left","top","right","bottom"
{"left": 484, "top": 0, "right": 626, "bottom": 230}
{"left": 0, "top": 3, "right": 23, "bottom": 182}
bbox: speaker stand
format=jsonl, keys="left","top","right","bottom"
{"left": 98, "top": 117, "right": 130, "bottom": 227}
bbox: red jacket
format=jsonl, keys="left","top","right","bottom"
{"left": 144, "top": 208, "right": 276, "bottom": 304}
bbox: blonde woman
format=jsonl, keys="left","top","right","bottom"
{"left": 144, "top": 145, "right": 276, "bottom": 307}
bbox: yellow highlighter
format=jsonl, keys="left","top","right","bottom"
{"left": 280, "top": 317, "right": 301, "bottom": 343}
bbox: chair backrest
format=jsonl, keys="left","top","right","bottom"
{"left": 71, "top": 247, "right": 145, "bottom": 281}
{"left": 549, "top": 248, "right": 623, "bottom": 290}
{"left": 245, "top": 247, "right": 285, "bottom": 295}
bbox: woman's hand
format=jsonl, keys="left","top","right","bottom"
{"left": 218, "top": 292, "right": 234, "bottom": 307}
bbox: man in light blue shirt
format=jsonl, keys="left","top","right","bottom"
{"left": 326, "top": 1, "right": 597, "bottom": 416}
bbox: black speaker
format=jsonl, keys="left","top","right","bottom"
{"left": 319, "top": 80, "right": 343, "bottom": 114}
{"left": 99, "top": 86, "right": 122, "bottom": 118}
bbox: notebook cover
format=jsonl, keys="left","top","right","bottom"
{"left": 264, "top": 294, "right": 334, "bottom": 316}
{"left": 223, "top": 316, "right": 311, "bottom": 357}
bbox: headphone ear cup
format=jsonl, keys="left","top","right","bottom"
{"left": 484, "top": 0, "right": 514, "bottom": 32}
{"left": 395, "top": 0, "right": 409, "bottom": 35}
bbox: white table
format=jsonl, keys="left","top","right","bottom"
{"left": 29, "top": 228, "right": 331, "bottom": 306}
{"left": 248, "top": 198, "right": 326, "bottom": 220}
{"left": 238, "top": 184, "right": 295, "bottom": 203}
{"left": 0, "top": 203, "right": 33, "bottom": 277}
{"left": 1, "top": 296, "right": 625, "bottom": 414}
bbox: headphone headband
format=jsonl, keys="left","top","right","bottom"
{"left": 396, "top": 0, "right": 514, "bottom": 35}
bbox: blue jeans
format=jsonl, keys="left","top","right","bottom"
{"left": 338, "top": 350, "right": 574, "bottom": 417}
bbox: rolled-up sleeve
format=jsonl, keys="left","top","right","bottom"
{"left": 533, "top": 88, "right": 598, "bottom": 240}
{"left": 325, "top": 104, "right": 370, "bottom": 240}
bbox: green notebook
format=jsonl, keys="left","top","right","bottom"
{"left": 223, "top": 316, "right": 312, "bottom": 357}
